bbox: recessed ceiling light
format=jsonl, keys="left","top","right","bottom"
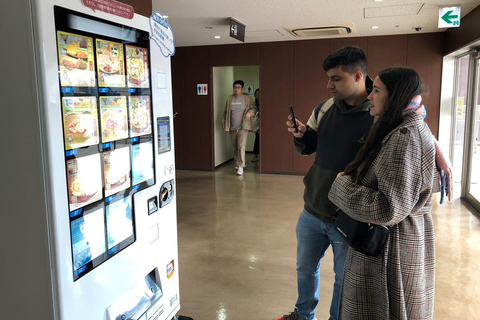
{"left": 375, "top": 0, "right": 384, "bottom": 2}
{"left": 205, "top": 27, "right": 213, "bottom": 29}
{"left": 215, "top": 36, "right": 220, "bottom": 39}
{"left": 372, "top": 26, "right": 379, "bottom": 29}
{"left": 163, "top": 15, "right": 169, "bottom": 19}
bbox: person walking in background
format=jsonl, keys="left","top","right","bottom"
{"left": 222, "top": 80, "right": 257, "bottom": 176}
{"left": 252, "top": 88, "right": 260, "bottom": 162}
{"left": 328, "top": 67, "right": 436, "bottom": 320}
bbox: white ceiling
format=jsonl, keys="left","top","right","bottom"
{"left": 152, "top": 0, "right": 480, "bottom": 47}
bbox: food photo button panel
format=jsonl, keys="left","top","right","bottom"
{"left": 131, "top": 141, "right": 154, "bottom": 186}
{"left": 103, "top": 147, "right": 131, "bottom": 197}
{"left": 70, "top": 207, "right": 106, "bottom": 271}
{"left": 106, "top": 197, "right": 134, "bottom": 250}
{"left": 100, "top": 96, "right": 129, "bottom": 143}
{"left": 62, "top": 96, "right": 99, "bottom": 150}
{"left": 67, "top": 154, "right": 103, "bottom": 211}
{"left": 57, "top": 31, "right": 95, "bottom": 87}
{"left": 126, "top": 45, "right": 149, "bottom": 88}
{"left": 96, "top": 38, "right": 125, "bottom": 88}
{"left": 129, "top": 96, "right": 152, "bottom": 137}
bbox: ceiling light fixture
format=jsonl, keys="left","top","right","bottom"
{"left": 372, "top": 26, "right": 379, "bottom": 29}
{"left": 163, "top": 15, "right": 169, "bottom": 19}
{"left": 215, "top": 36, "right": 220, "bottom": 39}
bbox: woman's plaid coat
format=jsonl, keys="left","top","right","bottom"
{"left": 329, "top": 113, "right": 436, "bottom": 320}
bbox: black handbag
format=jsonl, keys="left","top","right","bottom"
{"left": 334, "top": 209, "right": 389, "bottom": 257}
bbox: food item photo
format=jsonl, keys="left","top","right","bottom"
{"left": 96, "top": 38, "right": 125, "bottom": 88}
{"left": 57, "top": 31, "right": 95, "bottom": 87}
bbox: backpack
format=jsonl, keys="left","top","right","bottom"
{"left": 306, "top": 98, "right": 335, "bottom": 131}
{"left": 306, "top": 97, "right": 376, "bottom": 131}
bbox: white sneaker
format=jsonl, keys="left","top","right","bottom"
{"left": 236, "top": 167, "right": 243, "bottom": 175}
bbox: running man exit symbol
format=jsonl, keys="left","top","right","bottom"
{"left": 197, "top": 84, "right": 208, "bottom": 95}
{"left": 438, "top": 6, "right": 460, "bottom": 28}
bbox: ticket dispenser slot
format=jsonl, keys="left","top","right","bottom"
{"left": 107, "top": 269, "right": 163, "bottom": 320}
{"left": 148, "top": 196, "right": 159, "bottom": 215}
{"left": 159, "top": 180, "right": 174, "bottom": 208}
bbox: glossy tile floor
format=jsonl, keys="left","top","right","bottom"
{"left": 175, "top": 154, "right": 480, "bottom": 320}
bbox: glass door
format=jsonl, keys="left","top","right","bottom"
{"left": 452, "top": 54, "right": 470, "bottom": 194}
{"left": 466, "top": 54, "right": 480, "bottom": 211}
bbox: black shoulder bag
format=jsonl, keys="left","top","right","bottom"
{"left": 334, "top": 209, "right": 389, "bottom": 257}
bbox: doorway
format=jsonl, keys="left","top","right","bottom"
{"left": 212, "top": 65, "right": 260, "bottom": 167}
{"left": 447, "top": 50, "right": 480, "bottom": 212}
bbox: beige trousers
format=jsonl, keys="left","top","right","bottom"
{"left": 230, "top": 129, "right": 249, "bottom": 168}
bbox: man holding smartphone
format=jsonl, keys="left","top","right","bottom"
{"left": 277, "top": 46, "right": 373, "bottom": 320}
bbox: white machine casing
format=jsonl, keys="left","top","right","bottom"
{"left": 2, "top": 1, "right": 180, "bottom": 319}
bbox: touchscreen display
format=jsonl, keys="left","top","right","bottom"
{"left": 103, "top": 147, "right": 131, "bottom": 197}
{"left": 100, "top": 96, "right": 129, "bottom": 142}
{"left": 96, "top": 38, "right": 125, "bottom": 87}
{"left": 131, "top": 141, "right": 154, "bottom": 185}
{"left": 106, "top": 197, "right": 134, "bottom": 250}
{"left": 55, "top": 6, "right": 155, "bottom": 280}
{"left": 157, "top": 117, "right": 171, "bottom": 154}
{"left": 71, "top": 208, "right": 106, "bottom": 271}
{"left": 57, "top": 31, "right": 95, "bottom": 87}
{"left": 129, "top": 96, "right": 152, "bottom": 137}
{"left": 126, "top": 45, "right": 149, "bottom": 88}
{"left": 66, "top": 154, "right": 103, "bottom": 211}
{"left": 62, "top": 97, "right": 99, "bottom": 150}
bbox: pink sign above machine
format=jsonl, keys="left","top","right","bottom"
{"left": 81, "top": 0, "right": 134, "bottom": 20}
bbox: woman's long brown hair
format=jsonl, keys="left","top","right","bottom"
{"left": 343, "top": 67, "right": 424, "bottom": 183}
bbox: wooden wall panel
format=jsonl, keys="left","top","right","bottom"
{"left": 210, "top": 45, "right": 235, "bottom": 66}
{"left": 234, "top": 43, "right": 261, "bottom": 65}
{"left": 292, "top": 39, "right": 332, "bottom": 173}
{"left": 407, "top": 33, "right": 445, "bottom": 138}
{"left": 260, "top": 42, "right": 295, "bottom": 173}
{"left": 367, "top": 35, "right": 408, "bottom": 78}
{"left": 172, "top": 34, "right": 445, "bottom": 174}
{"left": 331, "top": 37, "right": 369, "bottom": 55}
{"left": 117, "top": 0, "right": 151, "bottom": 17}
{"left": 174, "top": 46, "right": 213, "bottom": 170}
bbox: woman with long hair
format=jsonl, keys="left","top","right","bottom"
{"left": 328, "top": 67, "right": 436, "bottom": 319}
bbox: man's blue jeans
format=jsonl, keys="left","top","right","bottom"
{"left": 295, "top": 209, "right": 348, "bottom": 320}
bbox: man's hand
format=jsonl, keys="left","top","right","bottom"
{"left": 287, "top": 115, "right": 306, "bottom": 138}
{"left": 245, "top": 112, "right": 252, "bottom": 120}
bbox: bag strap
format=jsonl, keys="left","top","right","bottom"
{"left": 306, "top": 98, "right": 335, "bottom": 131}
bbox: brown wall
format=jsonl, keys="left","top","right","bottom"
{"left": 444, "top": 5, "right": 480, "bottom": 55}
{"left": 172, "top": 33, "right": 445, "bottom": 174}
{"left": 117, "top": 0, "right": 151, "bottom": 17}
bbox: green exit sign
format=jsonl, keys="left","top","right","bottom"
{"left": 439, "top": 6, "right": 461, "bottom": 28}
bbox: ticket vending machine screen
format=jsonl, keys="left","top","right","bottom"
{"left": 54, "top": 6, "right": 156, "bottom": 280}
{"left": 157, "top": 116, "right": 171, "bottom": 154}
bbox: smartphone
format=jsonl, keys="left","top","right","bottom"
{"left": 289, "top": 105, "right": 298, "bottom": 133}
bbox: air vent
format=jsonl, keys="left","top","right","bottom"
{"left": 285, "top": 24, "right": 355, "bottom": 37}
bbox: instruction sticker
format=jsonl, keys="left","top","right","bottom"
{"left": 150, "top": 12, "right": 175, "bottom": 57}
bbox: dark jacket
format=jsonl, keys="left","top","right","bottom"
{"left": 294, "top": 77, "right": 374, "bottom": 222}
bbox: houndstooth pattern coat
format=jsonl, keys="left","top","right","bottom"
{"left": 328, "top": 113, "right": 436, "bottom": 320}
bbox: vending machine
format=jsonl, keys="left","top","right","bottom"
{"left": 2, "top": 1, "right": 179, "bottom": 319}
